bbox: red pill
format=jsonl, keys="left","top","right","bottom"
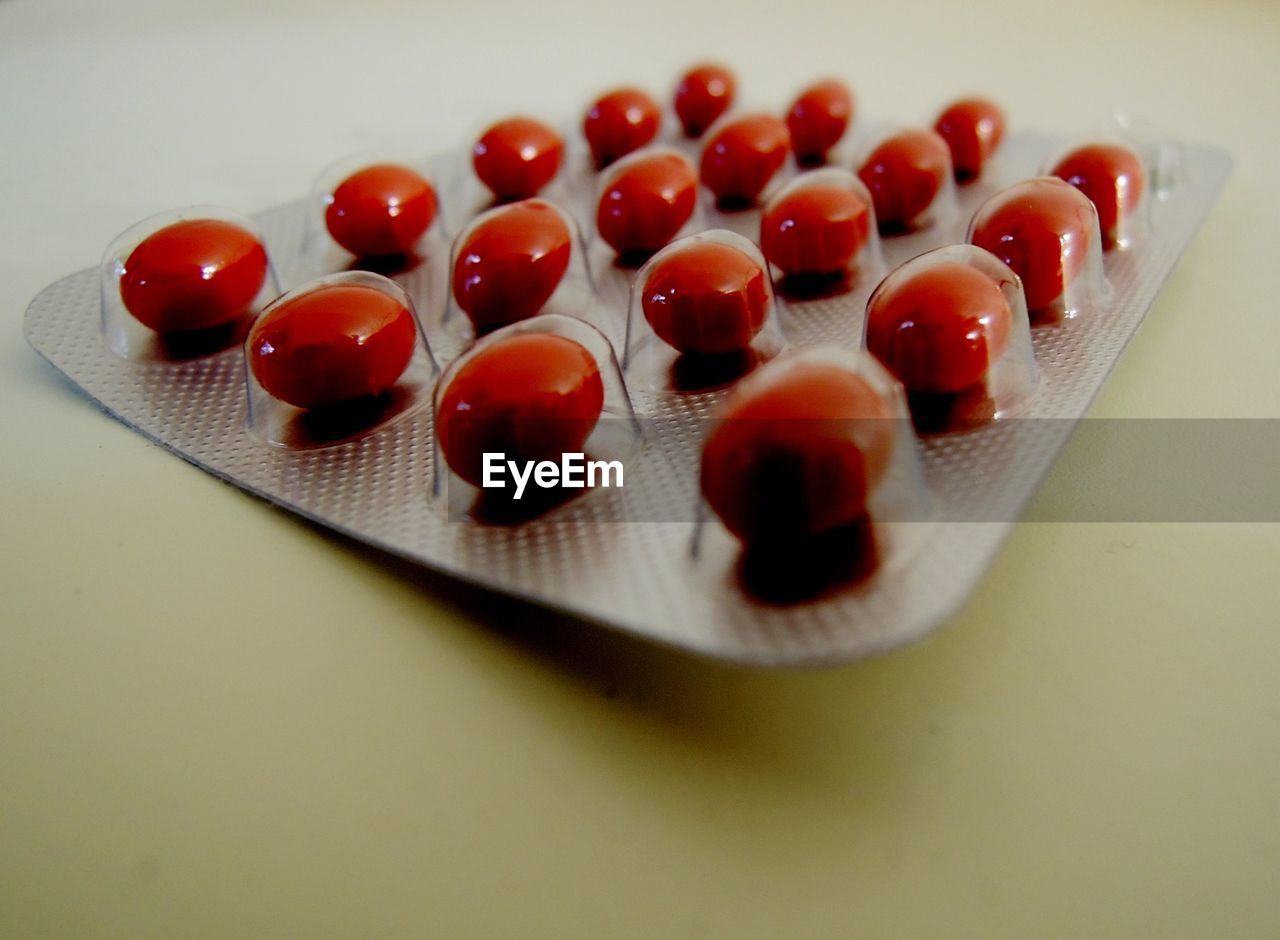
{"left": 473, "top": 117, "right": 565, "bottom": 201}
{"left": 760, "top": 184, "right": 872, "bottom": 277}
{"left": 642, "top": 241, "right": 769, "bottom": 355}
{"left": 786, "top": 79, "right": 854, "bottom": 165}
{"left": 1051, "top": 143, "right": 1145, "bottom": 250}
{"left": 596, "top": 152, "right": 698, "bottom": 257}
{"left": 700, "top": 114, "right": 790, "bottom": 205}
{"left": 969, "top": 178, "right": 1096, "bottom": 315}
{"left": 865, "top": 261, "right": 1012, "bottom": 394}
{"left": 325, "top": 164, "right": 438, "bottom": 259}
{"left": 933, "top": 98, "right": 1005, "bottom": 182}
{"left": 436, "top": 333, "right": 605, "bottom": 488}
{"left": 119, "top": 219, "right": 268, "bottom": 334}
{"left": 674, "top": 64, "right": 736, "bottom": 138}
{"left": 248, "top": 282, "right": 417, "bottom": 409}
{"left": 583, "top": 88, "right": 661, "bottom": 169}
{"left": 701, "top": 360, "right": 896, "bottom": 542}
{"left": 452, "top": 200, "right": 573, "bottom": 335}
{"left": 857, "top": 129, "right": 951, "bottom": 231}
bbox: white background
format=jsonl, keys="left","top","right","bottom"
{"left": 3, "top": 0, "right": 1279, "bottom": 936}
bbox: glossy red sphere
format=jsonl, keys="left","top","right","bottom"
{"left": 760, "top": 184, "right": 871, "bottom": 276}
{"left": 248, "top": 282, "right": 417, "bottom": 409}
{"left": 583, "top": 88, "right": 661, "bottom": 169}
{"left": 325, "top": 164, "right": 438, "bottom": 258}
{"left": 857, "top": 130, "right": 951, "bottom": 231}
{"left": 436, "top": 333, "right": 605, "bottom": 488}
{"left": 933, "top": 98, "right": 1005, "bottom": 182}
{"left": 642, "top": 241, "right": 769, "bottom": 355}
{"left": 674, "top": 64, "right": 736, "bottom": 138}
{"left": 596, "top": 152, "right": 698, "bottom": 256}
{"left": 700, "top": 114, "right": 790, "bottom": 205}
{"left": 969, "top": 178, "right": 1096, "bottom": 315}
{"left": 452, "top": 200, "right": 573, "bottom": 335}
{"left": 1051, "top": 143, "right": 1145, "bottom": 250}
{"left": 865, "top": 261, "right": 1013, "bottom": 394}
{"left": 786, "top": 79, "right": 854, "bottom": 164}
{"left": 701, "top": 360, "right": 896, "bottom": 542}
{"left": 119, "top": 218, "right": 268, "bottom": 334}
{"left": 473, "top": 117, "right": 565, "bottom": 201}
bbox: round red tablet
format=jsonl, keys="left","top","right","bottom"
{"left": 324, "top": 163, "right": 438, "bottom": 259}
{"left": 248, "top": 282, "right": 417, "bottom": 409}
{"left": 760, "top": 183, "right": 872, "bottom": 277}
{"left": 473, "top": 117, "right": 565, "bottom": 202}
{"left": 436, "top": 333, "right": 605, "bottom": 488}
{"left": 969, "top": 178, "right": 1096, "bottom": 315}
{"left": 700, "top": 114, "right": 790, "bottom": 205}
{"left": 865, "top": 261, "right": 1012, "bottom": 394}
{"left": 596, "top": 152, "right": 698, "bottom": 257}
{"left": 701, "top": 359, "right": 896, "bottom": 542}
{"left": 1050, "top": 142, "right": 1145, "bottom": 250}
{"left": 642, "top": 241, "right": 769, "bottom": 355}
{"left": 857, "top": 129, "right": 951, "bottom": 231}
{"left": 933, "top": 98, "right": 1005, "bottom": 182}
{"left": 786, "top": 79, "right": 854, "bottom": 165}
{"left": 119, "top": 218, "right": 268, "bottom": 334}
{"left": 583, "top": 88, "right": 661, "bottom": 169}
{"left": 452, "top": 200, "right": 573, "bottom": 335}
{"left": 674, "top": 64, "right": 736, "bottom": 138}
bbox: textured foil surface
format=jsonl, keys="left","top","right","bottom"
{"left": 24, "top": 133, "right": 1231, "bottom": 665}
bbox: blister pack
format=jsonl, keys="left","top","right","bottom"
{"left": 24, "top": 70, "right": 1230, "bottom": 666}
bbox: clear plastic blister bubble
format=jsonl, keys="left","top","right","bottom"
{"left": 430, "top": 313, "right": 639, "bottom": 523}
{"left": 855, "top": 127, "right": 958, "bottom": 237}
{"left": 698, "top": 111, "right": 794, "bottom": 215}
{"left": 431, "top": 198, "right": 601, "bottom": 364}
{"left": 968, "top": 176, "right": 1110, "bottom": 325}
{"left": 623, "top": 229, "right": 786, "bottom": 397}
{"left": 690, "top": 345, "right": 933, "bottom": 605}
{"left": 580, "top": 86, "right": 666, "bottom": 173}
{"left": 302, "top": 153, "right": 448, "bottom": 281}
{"left": 785, "top": 78, "right": 856, "bottom": 168}
{"left": 100, "top": 205, "right": 278, "bottom": 361}
{"left": 1044, "top": 138, "right": 1152, "bottom": 251}
{"left": 244, "top": 271, "right": 437, "bottom": 449}
{"left": 437, "top": 114, "right": 578, "bottom": 235}
{"left": 931, "top": 97, "right": 1008, "bottom": 186}
{"left": 672, "top": 63, "right": 738, "bottom": 143}
{"left": 863, "top": 244, "right": 1038, "bottom": 433}
{"left": 759, "top": 167, "right": 885, "bottom": 302}
{"left": 1111, "top": 110, "right": 1185, "bottom": 200}
{"left": 587, "top": 146, "right": 704, "bottom": 310}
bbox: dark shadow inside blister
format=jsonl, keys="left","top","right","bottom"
{"left": 906, "top": 383, "right": 997, "bottom": 434}
{"left": 776, "top": 269, "right": 855, "bottom": 302}
{"left": 736, "top": 516, "right": 879, "bottom": 605}
{"left": 612, "top": 250, "right": 654, "bottom": 271}
{"left": 714, "top": 196, "right": 757, "bottom": 213}
{"left": 347, "top": 252, "right": 423, "bottom": 277}
{"left": 468, "top": 479, "right": 592, "bottom": 525}
{"left": 875, "top": 219, "right": 922, "bottom": 238}
{"left": 154, "top": 315, "right": 253, "bottom": 361}
{"left": 794, "top": 153, "right": 829, "bottom": 169}
{"left": 286, "top": 389, "right": 410, "bottom": 446}
{"left": 668, "top": 348, "right": 764, "bottom": 392}
{"left": 1028, "top": 301, "right": 1068, "bottom": 327}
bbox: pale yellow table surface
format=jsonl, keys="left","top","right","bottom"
{"left": 3, "top": 0, "right": 1279, "bottom": 936}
